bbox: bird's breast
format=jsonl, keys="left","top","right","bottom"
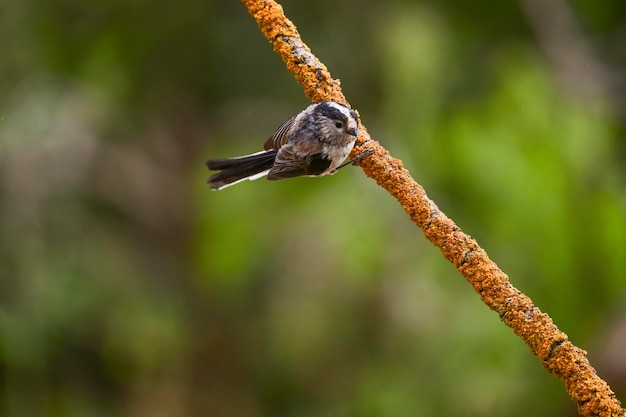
{"left": 324, "top": 139, "right": 356, "bottom": 171}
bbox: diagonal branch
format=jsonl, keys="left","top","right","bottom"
{"left": 239, "top": 1, "right": 625, "bottom": 416}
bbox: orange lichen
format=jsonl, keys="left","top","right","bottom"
{"left": 241, "top": 0, "right": 345, "bottom": 103}
{"left": 239, "top": 1, "right": 625, "bottom": 415}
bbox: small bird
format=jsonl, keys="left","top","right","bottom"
{"left": 206, "top": 101, "right": 363, "bottom": 190}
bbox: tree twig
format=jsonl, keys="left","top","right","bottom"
{"left": 239, "top": 1, "right": 625, "bottom": 415}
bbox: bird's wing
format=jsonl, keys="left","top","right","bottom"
{"left": 263, "top": 115, "right": 297, "bottom": 150}
{"left": 266, "top": 141, "right": 331, "bottom": 180}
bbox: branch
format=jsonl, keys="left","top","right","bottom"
{"left": 239, "top": 1, "right": 625, "bottom": 416}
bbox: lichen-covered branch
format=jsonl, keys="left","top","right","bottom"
{"left": 239, "top": 1, "right": 625, "bottom": 416}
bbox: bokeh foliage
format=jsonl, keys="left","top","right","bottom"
{"left": 1, "top": 0, "right": 626, "bottom": 416}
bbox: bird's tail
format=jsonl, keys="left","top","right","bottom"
{"left": 206, "top": 150, "right": 278, "bottom": 190}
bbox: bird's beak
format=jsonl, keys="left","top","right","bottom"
{"left": 347, "top": 127, "right": 358, "bottom": 137}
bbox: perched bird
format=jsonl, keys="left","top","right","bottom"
{"left": 206, "top": 101, "right": 363, "bottom": 190}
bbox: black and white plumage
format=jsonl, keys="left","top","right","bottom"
{"left": 206, "top": 101, "right": 360, "bottom": 190}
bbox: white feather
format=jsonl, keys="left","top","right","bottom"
{"left": 214, "top": 169, "right": 270, "bottom": 190}
{"left": 230, "top": 150, "right": 271, "bottom": 159}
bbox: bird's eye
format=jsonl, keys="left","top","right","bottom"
{"left": 335, "top": 121, "right": 343, "bottom": 129}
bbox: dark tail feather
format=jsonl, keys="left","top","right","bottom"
{"left": 206, "top": 150, "right": 278, "bottom": 190}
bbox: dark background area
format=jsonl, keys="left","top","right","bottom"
{"left": 1, "top": 0, "right": 626, "bottom": 416}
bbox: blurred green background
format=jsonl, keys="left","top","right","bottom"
{"left": 2, "top": 0, "right": 626, "bottom": 416}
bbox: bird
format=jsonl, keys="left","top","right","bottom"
{"left": 206, "top": 101, "right": 363, "bottom": 190}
